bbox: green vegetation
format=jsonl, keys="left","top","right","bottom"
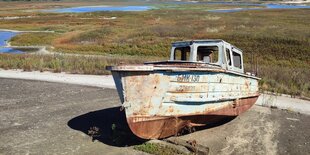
{"left": 134, "top": 142, "right": 187, "bottom": 155}
{"left": 10, "top": 33, "right": 60, "bottom": 46}
{"left": 0, "top": 2, "right": 309, "bottom": 97}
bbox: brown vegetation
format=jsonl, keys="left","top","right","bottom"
{"left": 0, "top": 2, "right": 309, "bottom": 97}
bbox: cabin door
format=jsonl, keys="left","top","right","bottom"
{"left": 224, "top": 43, "right": 233, "bottom": 70}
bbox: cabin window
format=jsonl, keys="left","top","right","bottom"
{"left": 174, "top": 46, "right": 190, "bottom": 61}
{"left": 233, "top": 51, "right": 242, "bottom": 69}
{"left": 225, "top": 48, "right": 232, "bottom": 66}
{"left": 197, "top": 46, "right": 218, "bottom": 63}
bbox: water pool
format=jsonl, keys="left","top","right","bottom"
{"left": 45, "top": 5, "right": 152, "bottom": 13}
{"left": 0, "top": 31, "right": 24, "bottom": 54}
{"left": 207, "top": 3, "right": 310, "bottom": 13}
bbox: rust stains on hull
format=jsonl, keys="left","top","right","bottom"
{"left": 127, "top": 96, "right": 258, "bottom": 139}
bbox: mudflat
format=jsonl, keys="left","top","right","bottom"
{"left": 0, "top": 78, "right": 309, "bottom": 155}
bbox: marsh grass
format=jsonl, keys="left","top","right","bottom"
{"left": 134, "top": 142, "right": 187, "bottom": 155}
{"left": 10, "top": 33, "right": 60, "bottom": 46}
{"left": 257, "top": 65, "right": 310, "bottom": 97}
{"left": 0, "top": 54, "right": 148, "bottom": 75}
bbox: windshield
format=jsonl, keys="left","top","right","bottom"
{"left": 197, "top": 46, "right": 219, "bottom": 64}
{"left": 174, "top": 46, "right": 190, "bottom": 61}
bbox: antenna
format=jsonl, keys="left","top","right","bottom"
{"left": 251, "top": 50, "right": 254, "bottom": 75}
{"left": 255, "top": 53, "right": 258, "bottom": 76}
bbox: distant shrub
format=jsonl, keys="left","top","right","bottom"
{"left": 70, "top": 27, "right": 114, "bottom": 44}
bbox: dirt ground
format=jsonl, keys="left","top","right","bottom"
{"left": 0, "top": 78, "right": 309, "bottom": 155}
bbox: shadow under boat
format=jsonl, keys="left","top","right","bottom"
{"left": 67, "top": 106, "right": 237, "bottom": 147}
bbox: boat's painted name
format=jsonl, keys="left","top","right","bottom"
{"left": 176, "top": 74, "right": 200, "bottom": 82}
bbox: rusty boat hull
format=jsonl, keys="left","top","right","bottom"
{"left": 110, "top": 63, "right": 260, "bottom": 139}
{"left": 127, "top": 96, "right": 258, "bottom": 139}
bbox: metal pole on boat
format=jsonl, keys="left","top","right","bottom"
{"left": 251, "top": 51, "right": 254, "bottom": 75}
{"left": 255, "top": 53, "right": 258, "bottom": 76}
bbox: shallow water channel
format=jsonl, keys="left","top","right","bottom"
{"left": 208, "top": 3, "right": 310, "bottom": 13}
{"left": 44, "top": 5, "right": 153, "bottom": 13}
{"left": 0, "top": 31, "right": 24, "bottom": 54}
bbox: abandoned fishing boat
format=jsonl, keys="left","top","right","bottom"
{"left": 107, "top": 40, "right": 260, "bottom": 139}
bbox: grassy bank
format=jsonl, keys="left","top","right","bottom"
{"left": 134, "top": 142, "right": 187, "bottom": 155}
{"left": 0, "top": 2, "right": 309, "bottom": 97}
{"left": 1, "top": 53, "right": 308, "bottom": 97}
{"left": 0, "top": 54, "right": 148, "bottom": 75}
